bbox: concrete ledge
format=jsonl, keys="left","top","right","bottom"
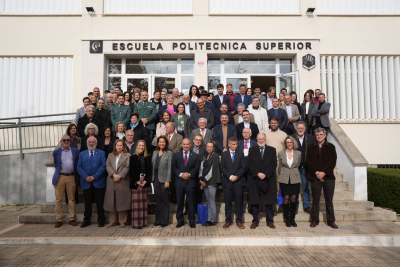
{"left": 1, "top": 235, "right": 400, "bottom": 247}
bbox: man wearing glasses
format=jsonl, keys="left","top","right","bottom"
{"left": 52, "top": 135, "right": 80, "bottom": 228}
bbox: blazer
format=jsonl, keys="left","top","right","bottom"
{"left": 182, "top": 101, "right": 197, "bottom": 116}
{"left": 233, "top": 94, "right": 252, "bottom": 113}
{"left": 233, "top": 113, "right": 255, "bottom": 125}
{"left": 80, "top": 135, "right": 101, "bottom": 152}
{"left": 198, "top": 152, "right": 221, "bottom": 186}
{"left": 247, "top": 105, "right": 269, "bottom": 133}
{"left": 190, "top": 108, "right": 214, "bottom": 130}
{"left": 151, "top": 150, "right": 173, "bottom": 183}
{"left": 172, "top": 150, "right": 201, "bottom": 188}
{"left": 166, "top": 133, "right": 183, "bottom": 154}
{"left": 235, "top": 122, "right": 259, "bottom": 141}
{"left": 189, "top": 128, "right": 213, "bottom": 145}
{"left": 75, "top": 108, "right": 86, "bottom": 125}
{"left": 212, "top": 95, "right": 231, "bottom": 113}
{"left": 95, "top": 108, "right": 111, "bottom": 128}
{"left": 279, "top": 104, "right": 300, "bottom": 129}
{"left": 267, "top": 108, "right": 288, "bottom": 131}
{"left": 301, "top": 101, "right": 316, "bottom": 125}
{"left": 205, "top": 101, "right": 216, "bottom": 115}
{"left": 158, "top": 105, "right": 177, "bottom": 120}
{"left": 133, "top": 101, "right": 158, "bottom": 131}
{"left": 291, "top": 133, "right": 315, "bottom": 168}
{"left": 293, "top": 102, "right": 302, "bottom": 115}
{"left": 52, "top": 147, "right": 80, "bottom": 185}
{"left": 278, "top": 150, "right": 302, "bottom": 184}
{"left": 220, "top": 150, "right": 247, "bottom": 188}
{"left": 236, "top": 139, "right": 258, "bottom": 156}
{"left": 125, "top": 141, "right": 138, "bottom": 156}
{"left": 190, "top": 143, "right": 207, "bottom": 160}
{"left": 104, "top": 152, "right": 131, "bottom": 212}
{"left": 306, "top": 141, "right": 337, "bottom": 181}
{"left": 311, "top": 101, "right": 331, "bottom": 127}
{"left": 97, "top": 137, "right": 116, "bottom": 158}
{"left": 172, "top": 113, "right": 190, "bottom": 138}
{"left": 77, "top": 149, "right": 107, "bottom": 190}
{"left": 129, "top": 154, "right": 152, "bottom": 190}
{"left": 252, "top": 94, "right": 268, "bottom": 110}
{"left": 214, "top": 112, "right": 235, "bottom": 126}
{"left": 212, "top": 124, "right": 237, "bottom": 154}
{"left": 77, "top": 115, "right": 104, "bottom": 138}
{"left": 111, "top": 104, "right": 131, "bottom": 128}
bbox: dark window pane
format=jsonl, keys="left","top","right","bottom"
{"left": 154, "top": 77, "right": 175, "bottom": 94}
{"left": 108, "top": 77, "right": 121, "bottom": 92}
{"left": 127, "top": 79, "right": 149, "bottom": 93}
{"left": 126, "top": 59, "right": 177, "bottom": 74}
{"left": 208, "top": 76, "right": 221, "bottom": 91}
{"left": 109, "top": 59, "right": 121, "bottom": 74}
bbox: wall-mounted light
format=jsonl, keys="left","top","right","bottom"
{"left": 306, "top": 8, "right": 315, "bottom": 14}
{"left": 86, "top": 7, "right": 95, "bottom": 14}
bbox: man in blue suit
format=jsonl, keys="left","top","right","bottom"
{"left": 220, "top": 137, "right": 247, "bottom": 229}
{"left": 267, "top": 98, "right": 288, "bottom": 131}
{"left": 77, "top": 136, "right": 107, "bottom": 228}
{"left": 213, "top": 114, "right": 237, "bottom": 155}
{"left": 212, "top": 84, "right": 230, "bottom": 113}
{"left": 52, "top": 135, "right": 80, "bottom": 228}
{"left": 233, "top": 84, "right": 252, "bottom": 113}
{"left": 172, "top": 138, "right": 201, "bottom": 229}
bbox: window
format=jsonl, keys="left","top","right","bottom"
{"left": 225, "top": 59, "right": 275, "bottom": 74}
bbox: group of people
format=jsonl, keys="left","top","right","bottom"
{"left": 52, "top": 84, "right": 337, "bottom": 230}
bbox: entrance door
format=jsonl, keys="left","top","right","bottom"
{"left": 153, "top": 75, "right": 178, "bottom": 95}
{"left": 276, "top": 71, "right": 300, "bottom": 100}
{"left": 126, "top": 77, "right": 150, "bottom": 94}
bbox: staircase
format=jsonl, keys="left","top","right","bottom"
{"left": 19, "top": 168, "right": 397, "bottom": 224}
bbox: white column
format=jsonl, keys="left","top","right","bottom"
{"left": 326, "top": 56, "right": 333, "bottom": 118}
{"left": 388, "top": 56, "right": 396, "bottom": 119}
{"left": 357, "top": 57, "right": 365, "bottom": 119}
{"left": 369, "top": 57, "right": 377, "bottom": 119}
{"left": 320, "top": 56, "right": 327, "bottom": 94}
{"left": 333, "top": 56, "right": 340, "bottom": 119}
{"left": 363, "top": 57, "right": 371, "bottom": 119}
{"left": 339, "top": 56, "right": 346, "bottom": 119}
{"left": 376, "top": 57, "right": 384, "bottom": 119}
{"left": 382, "top": 56, "right": 389, "bottom": 119}
{"left": 345, "top": 56, "right": 352, "bottom": 119}
{"left": 351, "top": 56, "right": 359, "bottom": 119}
{"left": 394, "top": 57, "right": 400, "bottom": 119}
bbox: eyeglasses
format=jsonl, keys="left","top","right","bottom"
{"left": 62, "top": 139, "right": 70, "bottom": 142}
{"left": 286, "top": 142, "right": 294, "bottom": 144}
{"left": 194, "top": 139, "right": 202, "bottom": 142}
{"left": 88, "top": 128, "right": 95, "bottom": 130}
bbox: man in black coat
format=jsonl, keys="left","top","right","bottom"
{"left": 267, "top": 98, "right": 288, "bottom": 131}
{"left": 247, "top": 133, "right": 277, "bottom": 229}
{"left": 190, "top": 98, "right": 214, "bottom": 130}
{"left": 95, "top": 99, "right": 111, "bottom": 128}
{"left": 291, "top": 121, "right": 315, "bottom": 214}
{"left": 235, "top": 110, "right": 259, "bottom": 141}
{"left": 214, "top": 103, "right": 234, "bottom": 126}
{"left": 220, "top": 137, "right": 247, "bottom": 229}
{"left": 212, "top": 84, "right": 231, "bottom": 114}
{"left": 77, "top": 105, "right": 103, "bottom": 138}
{"left": 172, "top": 138, "right": 200, "bottom": 229}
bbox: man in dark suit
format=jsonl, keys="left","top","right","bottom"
{"left": 191, "top": 134, "right": 206, "bottom": 160}
{"left": 77, "top": 106, "right": 103, "bottom": 138}
{"left": 291, "top": 121, "right": 315, "bottom": 214}
{"left": 220, "top": 137, "right": 247, "bottom": 229}
{"left": 212, "top": 114, "right": 237, "bottom": 155}
{"left": 247, "top": 133, "right": 278, "bottom": 229}
{"left": 77, "top": 136, "right": 107, "bottom": 228}
{"left": 235, "top": 110, "right": 259, "bottom": 141}
{"left": 212, "top": 84, "right": 230, "bottom": 113}
{"left": 95, "top": 99, "right": 111, "bottom": 128}
{"left": 190, "top": 98, "right": 214, "bottom": 130}
{"left": 214, "top": 103, "right": 234, "bottom": 126}
{"left": 172, "top": 138, "right": 200, "bottom": 228}
{"left": 182, "top": 95, "right": 197, "bottom": 116}
{"left": 233, "top": 84, "right": 252, "bottom": 113}
{"left": 236, "top": 128, "right": 258, "bottom": 157}
{"left": 268, "top": 98, "right": 288, "bottom": 131}
{"left": 310, "top": 93, "right": 331, "bottom": 137}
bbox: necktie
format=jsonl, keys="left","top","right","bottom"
{"left": 231, "top": 152, "right": 235, "bottom": 163}
{"left": 274, "top": 109, "right": 278, "bottom": 117}
{"left": 245, "top": 141, "right": 248, "bottom": 149}
{"left": 201, "top": 129, "right": 205, "bottom": 138}
{"left": 184, "top": 151, "right": 188, "bottom": 166}
{"left": 168, "top": 135, "right": 171, "bottom": 142}
{"left": 90, "top": 151, "right": 94, "bottom": 166}
{"left": 260, "top": 146, "right": 264, "bottom": 158}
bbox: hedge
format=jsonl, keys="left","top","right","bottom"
{"left": 367, "top": 168, "right": 400, "bottom": 214}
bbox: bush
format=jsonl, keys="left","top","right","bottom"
{"left": 368, "top": 168, "right": 400, "bottom": 214}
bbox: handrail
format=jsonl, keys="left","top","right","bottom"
{"left": 0, "top": 112, "right": 75, "bottom": 121}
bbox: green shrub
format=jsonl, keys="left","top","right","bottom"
{"left": 368, "top": 168, "right": 400, "bottom": 214}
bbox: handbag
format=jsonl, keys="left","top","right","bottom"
{"left": 197, "top": 204, "right": 208, "bottom": 224}
{"left": 151, "top": 136, "right": 157, "bottom": 146}
{"left": 277, "top": 186, "right": 284, "bottom": 206}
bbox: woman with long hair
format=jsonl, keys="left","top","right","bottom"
{"left": 301, "top": 91, "right": 316, "bottom": 134}
{"left": 278, "top": 93, "right": 285, "bottom": 106}
{"left": 66, "top": 123, "right": 81, "bottom": 149}
{"left": 129, "top": 140, "right": 151, "bottom": 229}
{"left": 89, "top": 95, "right": 98, "bottom": 109}
{"left": 290, "top": 91, "right": 302, "bottom": 115}
{"left": 133, "top": 91, "right": 141, "bottom": 104}
{"left": 156, "top": 110, "right": 172, "bottom": 138}
{"left": 124, "top": 91, "right": 135, "bottom": 112}
{"left": 114, "top": 122, "right": 126, "bottom": 140}
{"left": 246, "top": 88, "right": 253, "bottom": 96}
{"left": 189, "top": 85, "right": 200, "bottom": 103}
{"left": 98, "top": 126, "right": 116, "bottom": 159}
{"left": 172, "top": 103, "right": 190, "bottom": 138}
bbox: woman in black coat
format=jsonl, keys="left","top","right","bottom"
{"left": 126, "top": 112, "right": 149, "bottom": 144}
{"left": 129, "top": 140, "right": 151, "bottom": 229}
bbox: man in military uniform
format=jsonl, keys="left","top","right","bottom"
{"left": 134, "top": 91, "right": 157, "bottom": 152}
{"left": 111, "top": 95, "right": 131, "bottom": 131}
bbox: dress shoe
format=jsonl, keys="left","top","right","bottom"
{"left": 250, "top": 222, "right": 258, "bottom": 229}
{"left": 176, "top": 222, "right": 184, "bottom": 228}
{"left": 295, "top": 208, "right": 298, "bottom": 214}
{"left": 267, "top": 223, "right": 276, "bottom": 229}
{"left": 69, "top": 220, "right": 78, "bottom": 226}
{"left": 80, "top": 222, "right": 90, "bottom": 228}
{"left": 210, "top": 222, "right": 217, "bottom": 226}
{"left": 98, "top": 223, "right": 104, "bottom": 227}
{"left": 202, "top": 221, "right": 211, "bottom": 226}
{"left": 190, "top": 223, "right": 196, "bottom": 228}
{"left": 161, "top": 224, "right": 167, "bottom": 227}
{"left": 120, "top": 223, "right": 126, "bottom": 228}
{"left": 236, "top": 223, "right": 245, "bottom": 229}
{"left": 106, "top": 223, "right": 117, "bottom": 228}
{"left": 328, "top": 222, "right": 338, "bottom": 229}
{"left": 154, "top": 223, "right": 160, "bottom": 226}
{"left": 310, "top": 221, "right": 319, "bottom": 228}
{"left": 184, "top": 210, "right": 189, "bottom": 215}
{"left": 55, "top": 222, "right": 63, "bottom": 228}
{"left": 223, "top": 222, "right": 231, "bottom": 228}
{"left": 304, "top": 207, "right": 311, "bottom": 214}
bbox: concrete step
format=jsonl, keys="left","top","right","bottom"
{"left": 19, "top": 207, "right": 396, "bottom": 224}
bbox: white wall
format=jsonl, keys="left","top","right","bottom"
{"left": 104, "top": 0, "right": 192, "bottom": 14}
{"left": 0, "top": 0, "right": 81, "bottom": 14}
{"left": 317, "top": 0, "right": 400, "bottom": 15}
{"left": 209, "top": 0, "right": 300, "bottom": 15}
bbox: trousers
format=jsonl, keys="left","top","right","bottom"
{"left": 154, "top": 175, "right": 170, "bottom": 225}
{"left": 83, "top": 184, "right": 105, "bottom": 224}
{"left": 311, "top": 178, "right": 335, "bottom": 223}
{"left": 54, "top": 174, "right": 76, "bottom": 222}
{"left": 204, "top": 186, "right": 217, "bottom": 222}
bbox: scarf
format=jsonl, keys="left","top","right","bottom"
{"left": 130, "top": 121, "right": 139, "bottom": 130}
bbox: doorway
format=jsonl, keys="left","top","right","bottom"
{"left": 251, "top": 76, "right": 276, "bottom": 93}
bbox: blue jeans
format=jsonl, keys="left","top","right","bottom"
{"left": 296, "top": 167, "right": 311, "bottom": 209}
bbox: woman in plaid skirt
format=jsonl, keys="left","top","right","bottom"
{"left": 129, "top": 140, "right": 151, "bottom": 229}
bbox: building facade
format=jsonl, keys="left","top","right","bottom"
{"left": 0, "top": 0, "right": 400, "bottom": 164}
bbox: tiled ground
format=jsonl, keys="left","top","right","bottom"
{"left": 1, "top": 244, "right": 400, "bottom": 267}
{"left": 0, "top": 205, "right": 37, "bottom": 231}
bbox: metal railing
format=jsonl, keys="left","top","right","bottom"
{"left": 0, "top": 113, "right": 75, "bottom": 158}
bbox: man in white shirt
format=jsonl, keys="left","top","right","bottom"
{"left": 233, "top": 103, "right": 255, "bottom": 125}
{"left": 265, "top": 86, "right": 276, "bottom": 110}
{"left": 247, "top": 97, "right": 269, "bottom": 132}
{"left": 189, "top": 118, "right": 212, "bottom": 144}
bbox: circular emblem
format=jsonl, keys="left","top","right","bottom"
{"left": 91, "top": 41, "right": 102, "bottom": 52}
{"left": 302, "top": 54, "right": 315, "bottom": 71}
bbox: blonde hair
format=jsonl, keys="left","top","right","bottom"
{"left": 114, "top": 122, "right": 126, "bottom": 133}
{"left": 285, "top": 136, "right": 298, "bottom": 150}
{"left": 112, "top": 139, "right": 128, "bottom": 155}
{"left": 133, "top": 139, "right": 149, "bottom": 157}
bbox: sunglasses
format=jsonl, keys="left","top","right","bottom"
{"left": 62, "top": 139, "right": 70, "bottom": 142}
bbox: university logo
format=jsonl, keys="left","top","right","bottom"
{"left": 197, "top": 61, "right": 205, "bottom": 67}
{"left": 302, "top": 54, "right": 315, "bottom": 71}
{"left": 90, "top": 40, "right": 103, "bottom": 53}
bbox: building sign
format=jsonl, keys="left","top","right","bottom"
{"left": 90, "top": 40, "right": 103, "bottom": 53}
{"left": 302, "top": 54, "right": 316, "bottom": 71}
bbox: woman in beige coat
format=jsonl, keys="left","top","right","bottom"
{"left": 278, "top": 136, "right": 302, "bottom": 228}
{"left": 104, "top": 139, "right": 131, "bottom": 228}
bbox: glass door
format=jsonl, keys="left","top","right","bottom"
{"left": 126, "top": 77, "right": 150, "bottom": 93}
{"left": 223, "top": 75, "right": 250, "bottom": 94}
{"left": 153, "top": 75, "right": 178, "bottom": 95}
{"left": 275, "top": 71, "right": 299, "bottom": 100}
